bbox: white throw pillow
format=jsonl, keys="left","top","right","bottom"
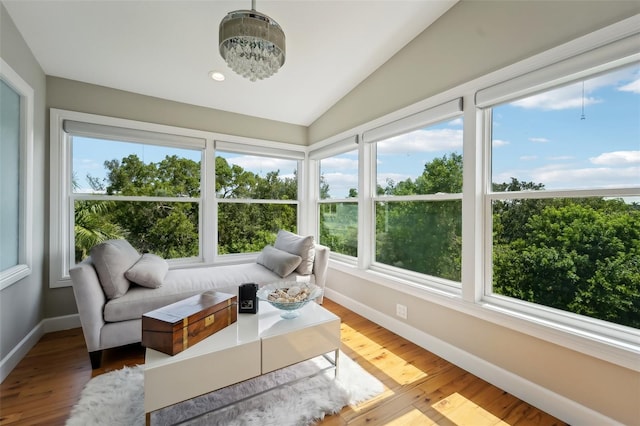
{"left": 273, "top": 230, "right": 315, "bottom": 275}
{"left": 90, "top": 239, "right": 140, "bottom": 299}
{"left": 125, "top": 253, "right": 168, "bottom": 288}
{"left": 257, "top": 245, "right": 303, "bottom": 278}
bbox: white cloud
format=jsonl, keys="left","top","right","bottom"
{"left": 590, "top": 150, "right": 640, "bottom": 166}
{"left": 492, "top": 139, "right": 509, "bottom": 147}
{"left": 619, "top": 78, "right": 640, "bottom": 94}
{"left": 377, "top": 128, "right": 462, "bottom": 154}
{"left": 529, "top": 137, "right": 549, "bottom": 143}
{"left": 511, "top": 66, "right": 638, "bottom": 111}
{"left": 520, "top": 155, "right": 538, "bottom": 161}
{"left": 323, "top": 172, "right": 359, "bottom": 198}
{"left": 320, "top": 157, "right": 358, "bottom": 171}
{"left": 448, "top": 118, "right": 463, "bottom": 127}
{"left": 532, "top": 166, "right": 640, "bottom": 188}
{"left": 513, "top": 85, "right": 600, "bottom": 110}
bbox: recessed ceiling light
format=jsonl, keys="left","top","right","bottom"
{"left": 209, "top": 71, "right": 225, "bottom": 82}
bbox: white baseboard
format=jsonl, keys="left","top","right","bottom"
{"left": 325, "top": 288, "right": 622, "bottom": 426}
{"left": 0, "top": 313, "right": 80, "bottom": 383}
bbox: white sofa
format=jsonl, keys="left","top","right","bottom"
{"left": 69, "top": 233, "right": 329, "bottom": 368}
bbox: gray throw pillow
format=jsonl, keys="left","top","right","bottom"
{"left": 125, "top": 253, "right": 168, "bottom": 288}
{"left": 90, "top": 239, "right": 140, "bottom": 299}
{"left": 274, "top": 230, "right": 315, "bottom": 275}
{"left": 257, "top": 245, "right": 302, "bottom": 278}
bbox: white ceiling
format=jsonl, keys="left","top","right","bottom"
{"left": 3, "top": 1, "right": 456, "bottom": 126}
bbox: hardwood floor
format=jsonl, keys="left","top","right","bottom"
{"left": 0, "top": 299, "right": 566, "bottom": 426}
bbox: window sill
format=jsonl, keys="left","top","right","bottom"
{"left": 329, "top": 260, "right": 640, "bottom": 372}
{"left": 1, "top": 264, "right": 32, "bottom": 290}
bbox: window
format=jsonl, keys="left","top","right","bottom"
{"left": 366, "top": 99, "right": 463, "bottom": 284}
{"left": 484, "top": 63, "right": 640, "bottom": 329}
{"left": 71, "top": 134, "right": 202, "bottom": 262}
{"left": 318, "top": 148, "right": 358, "bottom": 257}
{"left": 51, "top": 111, "right": 306, "bottom": 287}
{"left": 215, "top": 149, "right": 300, "bottom": 254}
{"left": 0, "top": 59, "right": 33, "bottom": 289}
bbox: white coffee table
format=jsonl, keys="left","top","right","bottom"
{"left": 143, "top": 300, "right": 341, "bottom": 425}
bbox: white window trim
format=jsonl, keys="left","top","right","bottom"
{"left": 311, "top": 14, "right": 640, "bottom": 371}
{"left": 49, "top": 109, "right": 306, "bottom": 287}
{"left": 0, "top": 59, "right": 33, "bottom": 290}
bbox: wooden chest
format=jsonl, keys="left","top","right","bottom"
{"left": 142, "top": 291, "right": 238, "bottom": 356}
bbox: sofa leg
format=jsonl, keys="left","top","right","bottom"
{"left": 89, "top": 350, "right": 103, "bottom": 369}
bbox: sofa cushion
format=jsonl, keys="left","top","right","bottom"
{"left": 90, "top": 239, "right": 140, "bottom": 299}
{"left": 256, "top": 245, "right": 302, "bottom": 278}
{"left": 274, "top": 230, "right": 315, "bottom": 275}
{"left": 104, "top": 262, "right": 304, "bottom": 322}
{"left": 125, "top": 253, "right": 168, "bottom": 288}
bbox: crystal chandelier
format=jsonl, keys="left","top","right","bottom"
{"left": 219, "top": 0, "right": 286, "bottom": 82}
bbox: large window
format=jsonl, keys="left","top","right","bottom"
{"left": 318, "top": 148, "right": 358, "bottom": 257}
{"left": 50, "top": 112, "right": 305, "bottom": 287}
{"left": 71, "top": 135, "right": 202, "bottom": 262}
{"left": 484, "top": 63, "right": 640, "bottom": 329}
{"left": 368, "top": 100, "right": 463, "bottom": 284}
{"left": 215, "top": 149, "right": 300, "bottom": 254}
{"left": 0, "top": 59, "right": 33, "bottom": 289}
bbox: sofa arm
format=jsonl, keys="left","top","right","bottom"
{"left": 312, "top": 244, "right": 330, "bottom": 302}
{"left": 69, "top": 257, "right": 106, "bottom": 352}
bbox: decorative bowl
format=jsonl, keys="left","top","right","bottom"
{"left": 257, "top": 282, "right": 323, "bottom": 319}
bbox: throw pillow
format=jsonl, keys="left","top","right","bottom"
{"left": 125, "top": 253, "right": 168, "bottom": 288}
{"left": 274, "top": 230, "right": 315, "bottom": 275}
{"left": 90, "top": 239, "right": 140, "bottom": 299}
{"left": 257, "top": 245, "right": 303, "bottom": 278}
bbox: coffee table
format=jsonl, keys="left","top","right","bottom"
{"left": 143, "top": 300, "right": 341, "bottom": 425}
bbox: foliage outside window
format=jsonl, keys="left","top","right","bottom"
{"left": 318, "top": 149, "right": 358, "bottom": 256}
{"left": 487, "top": 63, "right": 640, "bottom": 329}
{"left": 374, "top": 118, "right": 463, "bottom": 282}
{"left": 72, "top": 137, "right": 201, "bottom": 262}
{"left": 215, "top": 151, "right": 299, "bottom": 254}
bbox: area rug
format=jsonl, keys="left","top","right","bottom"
{"left": 66, "top": 351, "right": 383, "bottom": 426}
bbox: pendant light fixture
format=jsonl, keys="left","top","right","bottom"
{"left": 219, "top": 0, "right": 286, "bottom": 82}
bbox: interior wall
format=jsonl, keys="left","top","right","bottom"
{"left": 47, "top": 77, "right": 307, "bottom": 146}
{"left": 308, "top": 0, "right": 640, "bottom": 142}
{"left": 309, "top": 1, "right": 640, "bottom": 424}
{"left": 0, "top": 3, "right": 47, "bottom": 361}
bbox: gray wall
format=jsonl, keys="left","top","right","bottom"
{"left": 0, "top": 3, "right": 47, "bottom": 361}
{"left": 310, "top": 2, "right": 640, "bottom": 424}
{"left": 47, "top": 77, "right": 307, "bottom": 146}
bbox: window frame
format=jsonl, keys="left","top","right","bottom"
{"left": 480, "top": 61, "right": 640, "bottom": 349}
{"left": 49, "top": 109, "right": 306, "bottom": 287}
{"left": 312, "top": 135, "right": 360, "bottom": 261}
{"left": 0, "top": 59, "right": 34, "bottom": 290}
{"left": 368, "top": 101, "right": 464, "bottom": 288}
{"left": 314, "top": 16, "right": 640, "bottom": 370}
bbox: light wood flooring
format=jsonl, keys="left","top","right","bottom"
{"left": 0, "top": 298, "right": 566, "bottom": 425}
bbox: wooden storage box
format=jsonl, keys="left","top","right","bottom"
{"left": 142, "top": 291, "right": 238, "bottom": 356}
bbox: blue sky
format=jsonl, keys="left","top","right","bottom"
{"left": 321, "top": 63, "right": 639, "bottom": 198}
{"left": 74, "top": 64, "right": 639, "bottom": 199}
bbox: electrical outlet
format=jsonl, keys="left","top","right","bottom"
{"left": 396, "top": 303, "right": 407, "bottom": 319}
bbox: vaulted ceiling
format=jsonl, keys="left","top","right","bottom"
{"left": 3, "top": 0, "right": 456, "bottom": 125}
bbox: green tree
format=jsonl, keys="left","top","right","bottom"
{"left": 494, "top": 199, "right": 640, "bottom": 328}
{"left": 375, "top": 153, "right": 462, "bottom": 280}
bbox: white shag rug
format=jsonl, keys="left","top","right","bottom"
{"left": 66, "top": 351, "right": 383, "bottom": 426}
